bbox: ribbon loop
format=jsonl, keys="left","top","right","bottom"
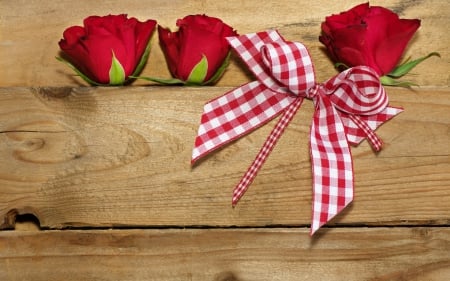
{"left": 323, "top": 66, "right": 389, "bottom": 115}
{"left": 260, "top": 41, "right": 316, "bottom": 96}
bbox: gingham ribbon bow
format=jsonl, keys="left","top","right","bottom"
{"left": 192, "top": 30, "right": 403, "bottom": 234}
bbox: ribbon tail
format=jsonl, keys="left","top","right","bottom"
{"left": 342, "top": 106, "right": 404, "bottom": 146}
{"left": 348, "top": 114, "right": 383, "bottom": 151}
{"left": 192, "top": 81, "right": 294, "bottom": 164}
{"left": 310, "top": 97, "right": 354, "bottom": 235}
{"left": 232, "top": 97, "right": 303, "bottom": 205}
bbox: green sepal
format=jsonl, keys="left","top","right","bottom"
{"left": 130, "top": 33, "right": 154, "bottom": 78}
{"left": 203, "top": 51, "right": 231, "bottom": 85}
{"left": 387, "top": 52, "right": 440, "bottom": 78}
{"left": 55, "top": 56, "right": 103, "bottom": 86}
{"left": 133, "top": 52, "right": 231, "bottom": 86}
{"left": 186, "top": 55, "right": 208, "bottom": 85}
{"left": 334, "top": 62, "right": 350, "bottom": 70}
{"left": 380, "top": 75, "right": 418, "bottom": 87}
{"left": 131, "top": 75, "right": 185, "bottom": 85}
{"left": 109, "top": 52, "right": 126, "bottom": 85}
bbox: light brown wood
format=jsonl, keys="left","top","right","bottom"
{"left": 1, "top": 228, "right": 449, "bottom": 281}
{"left": 1, "top": 87, "right": 449, "bottom": 229}
{"left": 1, "top": 1, "right": 449, "bottom": 279}
{"left": 0, "top": 0, "right": 448, "bottom": 87}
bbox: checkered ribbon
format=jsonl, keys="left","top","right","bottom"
{"left": 192, "top": 30, "right": 403, "bottom": 234}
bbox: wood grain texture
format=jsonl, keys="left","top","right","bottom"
{"left": 1, "top": 87, "right": 448, "bottom": 230}
{"left": 0, "top": 0, "right": 448, "bottom": 87}
{"left": 1, "top": 228, "right": 449, "bottom": 281}
{"left": 1, "top": 1, "right": 449, "bottom": 280}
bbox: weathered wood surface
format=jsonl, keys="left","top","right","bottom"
{"left": 1, "top": 0, "right": 449, "bottom": 280}
{"left": 1, "top": 228, "right": 449, "bottom": 281}
{"left": 0, "top": 0, "right": 448, "bottom": 87}
{"left": 1, "top": 87, "right": 449, "bottom": 230}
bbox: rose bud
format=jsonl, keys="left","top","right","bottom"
{"left": 58, "top": 14, "right": 157, "bottom": 85}
{"left": 319, "top": 3, "right": 438, "bottom": 86}
{"left": 138, "top": 14, "right": 237, "bottom": 85}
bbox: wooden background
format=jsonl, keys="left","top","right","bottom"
{"left": 1, "top": 0, "right": 449, "bottom": 280}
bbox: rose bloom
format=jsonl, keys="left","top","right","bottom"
{"left": 158, "top": 14, "right": 238, "bottom": 85}
{"left": 59, "top": 14, "right": 157, "bottom": 85}
{"left": 319, "top": 3, "right": 420, "bottom": 76}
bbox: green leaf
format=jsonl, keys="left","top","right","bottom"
{"left": 204, "top": 51, "right": 231, "bottom": 85}
{"left": 55, "top": 56, "right": 103, "bottom": 86}
{"left": 130, "top": 32, "right": 155, "bottom": 78}
{"left": 109, "top": 52, "right": 126, "bottom": 85}
{"left": 380, "top": 75, "right": 418, "bottom": 88}
{"left": 186, "top": 55, "right": 208, "bottom": 85}
{"left": 131, "top": 75, "right": 185, "bottom": 85}
{"left": 387, "top": 52, "right": 441, "bottom": 78}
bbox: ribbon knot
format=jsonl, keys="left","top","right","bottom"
{"left": 192, "top": 30, "right": 403, "bottom": 235}
{"left": 306, "top": 84, "right": 320, "bottom": 99}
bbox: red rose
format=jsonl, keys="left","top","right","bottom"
{"left": 319, "top": 3, "right": 420, "bottom": 76}
{"left": 158, "top": 14, "right": 238, "bottom": 85}
{"left": 58, "top": 14, "right": 156, "bottom": 85}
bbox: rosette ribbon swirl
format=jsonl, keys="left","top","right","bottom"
{"left": 192, "top": 30, "right": 403, "bottom": 234}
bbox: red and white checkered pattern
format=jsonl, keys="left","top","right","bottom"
{"left": 232, "top": 98, "right": 303, "bottom": 206}
{"left": 228, "top": 30, "right": 288, "bottom": 94}
{"left": 191, "top": 30, "right": 403, "bottom": 235}
{"left": 317, "top": 66, "right": 403, "bottom": 152}
{"left": 191, "top": 81, "right": 294, "bottom": 162}
{"left": 341, "top": 106, "right": 403, "bottom": 146}
{"left": 309, "top": 92, "right": 353, "bottom": 234}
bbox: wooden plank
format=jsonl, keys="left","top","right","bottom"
{"left": 0, "top": 228, "right": 449, "bottom": 281}
{"left": 0, "top": 0, "right": 448, "bottom": 87}
{"left": 1, "top": 87, "right": 449, "bottom": 229}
